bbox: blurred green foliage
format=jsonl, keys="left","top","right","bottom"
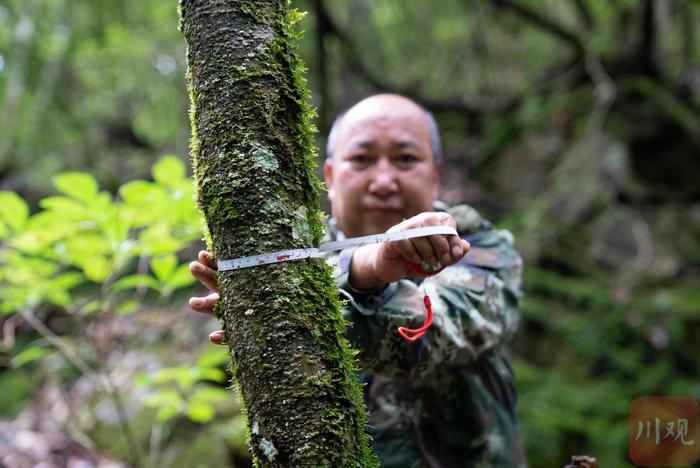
{"left": 0, "top": 156, "right": 248, "bottom": 465}
{"left": 1, "top": 0, "right": 699, "bottom": 466}
{"left": 0, "top": 156, "right": 199, "bottom": 313}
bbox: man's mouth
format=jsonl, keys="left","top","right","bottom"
{"left": 364, "top": 204, "right": 402, "bottom": 212}
{"left": 366, "top": 208, "right": 402, "bottom": 218}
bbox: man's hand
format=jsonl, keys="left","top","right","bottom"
{"left": 188, "top": 250, "right": 225, "bottom": 344}
{"left": 189, "top": 212, "right": 469, "bottom": 343}
{"left": 349, "top": 212, "right": 470, "bottom": 290}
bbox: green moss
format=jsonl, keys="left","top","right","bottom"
{"left": 250, "top": 142, "right": 280, "bottom": 172}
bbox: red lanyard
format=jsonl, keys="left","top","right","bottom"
{"left": 397, "top": 261, "right": 442, "bottom": 342}
{"left": 397, "top": 294, "right": 433, "bottom": 342}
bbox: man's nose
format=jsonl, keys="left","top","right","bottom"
{"left": 368, "top": 158, "right": 398, "bottom": 198}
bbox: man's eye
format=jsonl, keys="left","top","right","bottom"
{"left": 396, "top": 154, "right": 418, "bottom": 164}
{"left": 350, "top": 155, "right": 371, "bottom": 164}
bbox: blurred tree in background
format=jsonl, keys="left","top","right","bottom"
{"left": 1, "top": 0, "right": 698, "bottom": 466}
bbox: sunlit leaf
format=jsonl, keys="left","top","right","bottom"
{"left": 196, "top": 347, "right": 229, "bottom": 369}
{"left": 53, "top": 172, "right": 99, "bottom": 203}
{"left": 116, "top": 300, "right": 139, "bottom": 315}
{"left": 64, "top": 235, "right": 111, "bottom": 260}
{"left": 152, "top": 155, "right": 186, "bottom": 189}
{"left": 143, "top": 388, "right": 184, "bottom": 421}
{"left": 150, "top": 366, "right": 199, "bottom": 391}
{"left": 46, "top": 287, "right": 71, "bottom": 307}
{"left": 143, "top": 388, "right": 182, "bottom": 407}
{"left": 138, "top": 223, "right": 183, "bottom": 255}
{"left": 119, "top": 180, "right": 159, "bottom": 206}
{"left": 109, "top": 274, "right": 159, "bottom": 293}
{"left": 156, "top": 405, "right": 181, "bottom": 421}
{"left": 77, "top": 299, "right": 103, "bottom": 315}
{"left": 39, "top": 196, "right": 88, "bottom": 219}
{"left": 11, "top": 347, "right": 55, "bottom": 368}
{"left": 151, "top": 254, "right": 176, "bottom": 281}
{"left": 198, "top": 367, "right": 227, "bottom": 383}
{"left": 191, "top": 387, "right": 229, "bottom": 403}
{"left": 186, "top": 401, "right": 215, "bottom": 423}
{"left": 49, "top": 272, "right": 84, "bottom": 290}
{"left": 11, "top": 230, "right": 65, "bottom": 254}
{"left": 81, "top": 256, "right": 112, "bottom": 282}
{"left": 0, "top": 191, "right": 29, "bottom": 233}
{"left": 163, "top": 263, "right": 196, "bottom": 291}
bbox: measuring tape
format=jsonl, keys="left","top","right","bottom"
{"left": 216, "top": 225, "right": 458, "bottom": 271}
{"left": 215, "top": 224, "right": 458, "bottom": 342}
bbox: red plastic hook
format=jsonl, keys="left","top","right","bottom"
{"left": 397, "top": 294, "right": 433, "bottom": 342}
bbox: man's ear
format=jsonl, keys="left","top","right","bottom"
{"left": 323, "top": 159, "right": 335, "bottom": 201}
{"left": 431, "top": 162, "right": 441, "bottom": 199}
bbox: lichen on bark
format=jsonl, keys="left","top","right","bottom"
{"left": 179, "top": 1, "right": 376, "bottom": 466}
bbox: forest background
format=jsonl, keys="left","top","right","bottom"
{"left": 0, "top": 0, "right": 699, "bottom": 466}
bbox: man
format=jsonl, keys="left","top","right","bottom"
{"left": 189, "top": 94, "right": 527, "bottom": 467}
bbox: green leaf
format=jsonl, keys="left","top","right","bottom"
{"left": 149, "top": 366, "right": 199, "bottom": 391}
{"left": 151, "top": 254, "right": 176, "bottom": 281}
{"left": 191, "top": 387, "right": 229, "bottom": 403}
{"left": 11, "top": 230, "right": 64, "bottom": 254}
{"left": 138, "top": 224, "right": 183, "bottom": 255}
{"left": 186, "top": 401, "right": 215, "bottom": 423}
{"left": 46, "top": 287, "right": 72, "bottom": 307}
{"left": 77, "top": 299, "right": 103, "bottom": 315}
{"left": 81, "top": 256, "right": 112, "bottom": 282}
{"left": 39, "top": 196, "right": 88, "bottom": 219}
{"left": 196, "top": 348, "right": 229, "bottom": 368}
{"left": 64, "top": 237, "right": 111, "bottom": 266}
{"left": 49, "top": 272, "right": 84, "bottom": 290}
{"left": 143, "top": 388, "right": 184, "bottom": 421}
{"left": 152, "top": 155, "right": 186, "bottom": 188}
{"left": 11, "top": 347, "right": 55, "bottom": 368}
{"left": 53, "top": 172, "right": 99, "bottom": 203}
{"left": 143, "top": 388, "right": 182, "bottom": 407}
{"left": 109, "top": 274, "right": 159, "bottom": 293}
{"left": 119, "top": 180, "right": 158, "bottom": 206}
{"left": 163, "top": 263, "right": 196, "bottom": 292}
{"left": 115, "top": 300, "right": 139, "bottom": 316}
{"left": 198, "top": 367, "right": 227, "bottom": 383}
{"left": 0, "top": 192, "right": 29, "bottom": 233}
{"left": 156, "top": 405, "right": 181, "bottom": 421}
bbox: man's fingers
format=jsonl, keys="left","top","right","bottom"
{"left": 412, "top": 236, "right": 440, "bottom": 265}
{"left": 208, "top": 330, "right": 226, "bottom": 345}
{"left": 449, "top": 237, "right": 470, "bottom": 260}
{"left": 428, "top": 233, "right": 452, "bottom": 265}
{"left": 198, "top": 250, "right": 218, "bottom": 270}
{"left": 387, "top": 238, "right": 421, "bottom": 263}
{"left": 189, "top": 292, "right": 219, "bottom": 315}
{"left": 189, "top": 259, "right": 219, "bottom": 293}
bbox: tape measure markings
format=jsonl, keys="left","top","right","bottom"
{"left": 216, "top": 225, "right": 458, "bottom": 271}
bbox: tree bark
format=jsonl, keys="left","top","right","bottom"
{"left": 179, "top": 1, "right": 376, "bottom": 466}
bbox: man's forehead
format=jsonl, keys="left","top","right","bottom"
{"left": 343, "top": 96, "right": 426, "bottom": 124}
{"left": 346, "top": 137, "right": 422, "bottom": 151}
{"left": 337, "top": 108, "right": 430, "bottom": 146}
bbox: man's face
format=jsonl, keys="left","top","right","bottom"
{"left": 324, "top": 96, "right": 440, "bottom": 237}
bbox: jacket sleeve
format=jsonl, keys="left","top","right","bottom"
{"left": 334, "top": 226, "right": 523, "bottom": 378}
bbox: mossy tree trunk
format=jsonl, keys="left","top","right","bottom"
{"left": 179, "top": 1, "right": 376, "bottom": 466}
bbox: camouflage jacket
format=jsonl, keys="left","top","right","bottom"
{"left": 325, "top": 202, "right": 527, "bottom": 468}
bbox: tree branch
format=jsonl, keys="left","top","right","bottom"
{"left": 310, "top": 0, "right": 332, "bottom": 136}
{"left": 636, "top": 0, "right": 658, "bottom": 76}
{"left": 680, "top": 1, "right": 696, "bottom": 67}
{"left": 571, "top": 0, "right": 593, "bottom": 32}
{"left": 487, "top": 0, "right": 585, "bottom": 56}
{"left": 18, "top": 308, "right": 143, "bottom": 465}
{"left": 314, "top": 0, "right": 482, "bottom": 120}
